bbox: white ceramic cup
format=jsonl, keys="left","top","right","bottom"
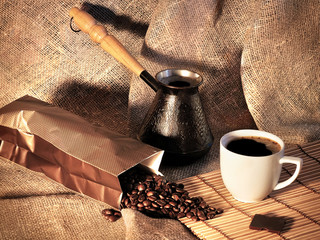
{"left": 220, "top": 129, "right": 303, "bottom": 202}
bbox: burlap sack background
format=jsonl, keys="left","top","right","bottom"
{"left": 241, "top": 0, "right": 320, "bottom": 144}
{"left": 0, "top": 0, "right": 319, "bottom": 239}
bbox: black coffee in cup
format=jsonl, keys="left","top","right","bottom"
{"left": 226, "top": 136, "right": 281, "bottom": 156}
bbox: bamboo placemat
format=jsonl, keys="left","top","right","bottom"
{"left": 178, "top": 140, "right": 320, "bottom": 239}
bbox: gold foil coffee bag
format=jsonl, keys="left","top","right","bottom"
{"left": 0, "top": 95, "right": 164, "bottom": 208}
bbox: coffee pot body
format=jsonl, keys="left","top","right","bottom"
{"left": 137, "top": 69, "right": 213, "bottom": 164}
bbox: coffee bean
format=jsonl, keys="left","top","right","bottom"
{"left": 169, "top": 211, "right": 177, "bottom": 219}
{"left": 146, "top": 175, "right": 154, "bottom": 181}
{"left": 216, "top": 208, "right": 224, "bottom": 214}
{"left": 184, "top": 206, "right": 191, "bottom": 214}
{"left": 130, "top": 194, "right": 138, "bottom": 200}
{"left": 169, "top": 201, "right": 178, "bottom": 207}
{"left": 152, "top": 202, "right": 160, "bottom": 208}
{"left": 197, "top": 210, "right": 206, "bottom": 219}
{"left": 179, "top": 205, "right": 186, "bottom": 213}
{"left": 137, "top": 203, "right": 144, "bottom": 208}
{"left": 155, "top": 199, "right": 166, "bottom": 206}
{"left": 186, "top": 212, "right": 194, "bottom": 218}
{"left": 172, "top": 207, "right": 180, "bottom": 213}
{"left": 161, "top": 208, "right": 169, "bottom": 215}
{"left": 171, "top": 193, "right": 180, "bottom": 201}
{"left": 177, "top": 183, "right": 184, "bottom": 189}
{"left": 138, "top": 194, "right": 146, "bottom": 202}
{"left": 143, "top": 200, "right": 151, "bottom": 207}
{"left": 114, "top": 211, "right": 121, "bottom": 217}
{"left": 147, "top": 195, "right": 157, "bottom": 201}
{"left": 131, "top": 205, "right": 137, "bottom": 210}
{"left": 199, "top": 201, "right": 207, "bottom": 209}
{"left": 207, "top": 211, "right": 216, "bottom": 219}
{"left": 159, "top": 194, "right": 166, "bottom": 200}
{"left": 164, "top": 204, "right": 172, "bottom": 209}
{"left": 166, "top": 187, "right": 173, "bottom": 194}
{"left": 102, "top": 209, "right": 114, "bottom": 215}
{"left": 131, "top": 199, "right": 138, "bottom": 206}
{"left": 137, "top": 184, "right": 146, "bottom": 191}
{"left": 101, "top": 208, "right": 122, "bottom": 222}
{"left": 191, "top": 216, "right": 199, "bottom": 222}
{"left": 147, "top": 191, "right": 157, "bottom": 197}
{"left": 190, "top": 208, "right": 197, "bottom": 215}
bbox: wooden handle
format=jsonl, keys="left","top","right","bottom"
{"left": 69, "top": 7, "right": 145, "bottom": 76}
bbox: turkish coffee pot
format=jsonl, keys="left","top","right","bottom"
{"left": 70, "top": 7, "right": 213, "bottom": 163}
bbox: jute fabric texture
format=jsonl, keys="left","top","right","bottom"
{"left": 0, "top": 0, "right": 319, "bottom": 239}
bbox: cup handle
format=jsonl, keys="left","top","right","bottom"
{"left": 273, "top": 156, "right": 303, "bottom": 190}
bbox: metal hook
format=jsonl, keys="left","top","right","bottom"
{"left": 70, "top": 17, "right": 81, "bottom": 32}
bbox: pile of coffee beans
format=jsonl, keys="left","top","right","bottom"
{"left": 102, "top": 166, "right": 223, "bottom": 222}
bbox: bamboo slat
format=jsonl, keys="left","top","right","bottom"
{"left": 178, "top": 141, "right": 320, "bottom": 239}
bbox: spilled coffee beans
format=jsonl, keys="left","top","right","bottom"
{"left": 102, "top": 166, "right": 223, "bottom": 222}
{"left": 102, "top": 208, "right": 122, "bottom": 222}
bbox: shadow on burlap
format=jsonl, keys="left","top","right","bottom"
{"left": 0, "top": 0, "right": 319, "bottom": 239}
